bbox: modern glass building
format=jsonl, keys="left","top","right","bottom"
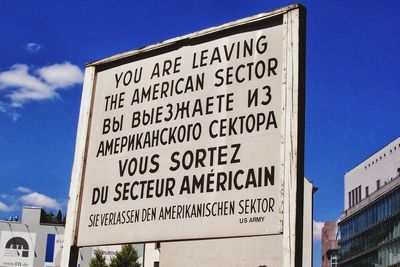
{"left": 338, "top": 137, "right": 400, "bottom": 266}
{"left": 339, "top": 180, "right": 400, "bottom": 266}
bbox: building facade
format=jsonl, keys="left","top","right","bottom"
{"left": 0, "top": 207, "right": 154, "bottom": 267}
{"left": 321, "top": 222, "right": 338, "bottom": 267}
{"left": 0, "top": 207, "right": 70, "bottom": 267}
{"left": 338, "top": 137, "right": 400, "bottom": 266}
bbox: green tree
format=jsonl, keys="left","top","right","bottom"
{"left": 89, "top": 249, "right": 108, "bottom": 267}
{"left": 40, "top": 209, "right": 56, "bottom": 224}
{"left": 56, "top": 210, "right": 63, "bottom": 224}
{"left": 109, "top": 244, "right": 141, "bottom": 267}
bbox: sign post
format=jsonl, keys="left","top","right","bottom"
{"left": 62, "top": 4, "right": 305, "bottom": 266}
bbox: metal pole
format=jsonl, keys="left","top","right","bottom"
{"left": 68, "top": 246, "right": 79, "bottom": 267}
{"left": 142, "top": 243, "right": 146, "bottom": 267}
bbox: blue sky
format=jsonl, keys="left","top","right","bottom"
{"left": 1, "top": 1, "right": 399, "bottom": 265}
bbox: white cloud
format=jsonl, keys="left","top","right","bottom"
{"left": 20, "top": 192, "right": 61, "bottom": 210}
{"left": 0, "top": 62, "right": 83, "bottom": 110}
{"left": 15, "top": 186, "right": 32, "bottom": 194}
{"left": 0, "top": 64, "right": 56, "bottom": 106}
{"left": 0, "top": 64, "right": 51, "bottom": 92}
{"left": 0, "top": 189, "right": 64, "bottom": 214}
{"left": 37, "top": 62, "right": 83, "bottom": 87}
{"left": 313, "top": 220, "right": 325, "bottom": 241}
{"left": 25, "top": 43, "right": 42, "bottom": 53}
{"left": 0, "top": 201, "right": 15, "bottom": 212}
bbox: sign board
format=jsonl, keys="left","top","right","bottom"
{"left": 64, "top": 5, "right": 305, "bottom": 258}
{"left": 0, "top": 231, "right": 36, "bottom": 267}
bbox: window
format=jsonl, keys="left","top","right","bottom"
{"left": 155, "top": 242, "right": 160, "bottom": 250}
{"left": 365, "top": 186, "right": 369, "bottom": 197}
{"left": 154, "top": 262, "right": 160, "bottom": 267}
{"left": 377, "top": 179, "right": 381, "bottom": 190}
{"left": 348, "top": 192, "right": 352, "bottom": 208}
{"left": 358, "top": 186, "right": 361, "bottom": 202}
{"left": 330, "top": 254, "right": 338, "bottom": 267}
{"left": 355, "top": 188, "right": 358, "bottom": 205}
{"left": 338, "top": 190, "right": 400, "bottom": 264}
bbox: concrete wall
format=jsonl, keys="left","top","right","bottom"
{"left": 303, "top": 178, "right": 314, "bottom": 267}
{"left": 344, "top": 137, "right": 400, "bottom": 210}
{"left": 143, "top": 243, "right": 159, "bottom": 267}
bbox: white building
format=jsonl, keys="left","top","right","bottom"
{"left": 0, "top": 207, "right": 68, "bottom": 267}
{"left": 339, "top": 137, "right": 400, "bottom": 266}
{"left": 0, "top": 207, "right": 147, "bottom": 267}
{"left": 344, "top": 137, "right": 400, "bottom": 210}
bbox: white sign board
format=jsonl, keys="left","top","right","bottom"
{"left": 0, "top": 231, "right": 36, "bottom": 267}
{"left": 67, "top": 6, "right": 304, "bottom": 252}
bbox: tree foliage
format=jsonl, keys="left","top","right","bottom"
{"left": 89, "top": 249, "right": 108, "bottom": 267}
{"left": 40, "top": 209, "right": 56, "bottom": 224}
{"left": 40, "top": 209, "right": 65, "bottom": 224}
{"left": 88, "top": 245, "right": 141, "bottom": 267}
{"left": 56, "top": 210, "right": 63, "bottom": 224}
{"left": 109, "top": 244, "right": 141, "bottom": 267}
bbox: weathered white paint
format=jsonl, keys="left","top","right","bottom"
{"left": 281, "top": 8, "right": 303, "bottom": 267}
{"left": 61, "top": 67, "right": 96, "bottom": 267}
